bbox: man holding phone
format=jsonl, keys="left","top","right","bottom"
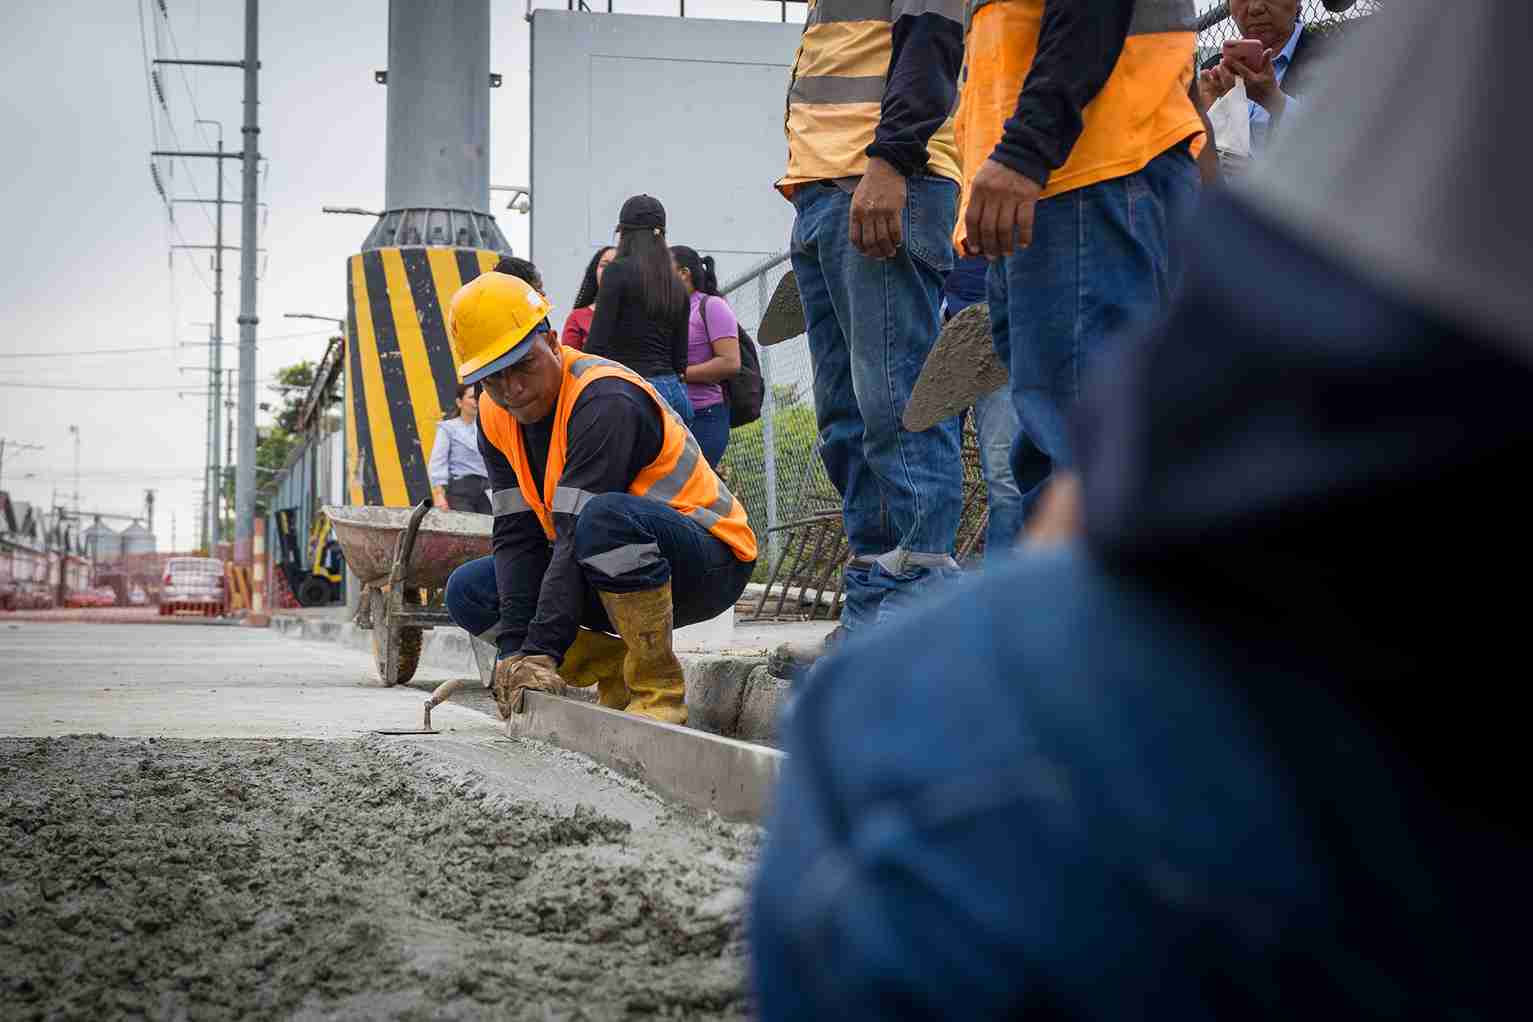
{"left": 1198, "top": 0, "right": 1349, "bottom": 154}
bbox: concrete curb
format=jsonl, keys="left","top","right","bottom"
{"left": 508, "top": 691, "right": 784, "bottom": 823}
{"left": 269, "top": 613, "right": 788, "bottom": 743}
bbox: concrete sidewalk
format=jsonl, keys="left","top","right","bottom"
{"left": 268, "top": 608, "right": 832, "bottom": 743}
{"left": 0, "top": 619, "right": 488, "bottom": 741}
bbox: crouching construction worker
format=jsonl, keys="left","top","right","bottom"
{"left": 442, "top": 271, "right": 757, "bottom": 724}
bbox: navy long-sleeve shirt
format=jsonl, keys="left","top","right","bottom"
{"left": 992, "top": 0, "right": 1136, "bottom": 188}
{"left": 479, "top": 378, "right": 663, "bottom": 661}
{"left": 866, "top": 0, "right": 966, "bottom": 178}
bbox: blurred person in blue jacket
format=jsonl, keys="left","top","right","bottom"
{"left": 751, "top": 1, "right": 1530, "bottom": 1017}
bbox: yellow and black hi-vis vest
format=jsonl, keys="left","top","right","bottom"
{"left": 478, "top": 348, "right": 758, "bottom": 564}
{"left": 778, "top": 0, "right": 963, "bottom": 196}
{"left": 953, "top": 0, "right": 1203, "bottom": 248}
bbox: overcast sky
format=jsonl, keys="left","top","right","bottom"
{"left": 0, "top": 0, "right": 801, "bottom": 549}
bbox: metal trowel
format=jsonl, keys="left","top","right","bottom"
{"left": 903, "top": 302, "right": 1009, "bottom": 431}
{"left": 757, "top": 270, "right": 806, "bottom": 347}
{"left": 370, "top": 677, "right": 472, "bottom": 735}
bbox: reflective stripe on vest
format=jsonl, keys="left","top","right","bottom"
{"left": 779, "top": 0, "right": 963, "bottom": 194}
{"left": 477, "top": 348, "right": 758, "bottom": 563}
{"left": 491, "top": 488, "right": 530, "bottom": 517}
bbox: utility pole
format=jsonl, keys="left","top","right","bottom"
{"left": 151, "top": 0, "right": 261, "bottom": 565}
{"left": 225, "top": 368, "right": 236, "bottom": 549}
{"left": 235, "top": 0, "right": 261, "bottom": 565}
{"left": 202, "top": 324, "right": 216, "bottom": 551}
{"left": 192, "top": 119, "right": 227, "bottom": 557}
{"left": 69, "top": 425, "right": 80, "bottom": 515}
{"left": 0, "top": 437, "right": 44, "bottom": 492}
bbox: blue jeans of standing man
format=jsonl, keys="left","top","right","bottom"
{"left": 969, "top": 386, "right": 1025, "bottom": 558}
{"left": 790, "top": 177, "right": 964, "bottom": 632}
{"left": 989, "top": 142, "right": 1198, "bottom": 524}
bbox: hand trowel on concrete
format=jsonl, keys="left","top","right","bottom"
{"left": 903, "top": 303, "right": 1009, "bottom": 431}
{"left": 370, "top": 678, "right": 470, "bottom": 735}
{"left": 371, "top": 639, "right": 493, "bottom": 735}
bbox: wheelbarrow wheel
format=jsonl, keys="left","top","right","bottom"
{"left": 374, "top": 588, "right": 423, "bottom": 686}
{"left": 296, "top": 575, "right": 331, "bottom": 607}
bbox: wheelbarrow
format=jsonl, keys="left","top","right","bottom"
{"left": 324, "top": 499, "right": 496, "bottom": 690}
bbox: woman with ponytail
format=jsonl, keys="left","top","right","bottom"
{"left": 672, "top": 245, "right": 741, "bottom": 467}
{"left": 562, "top": 246, "right": 615, "bottom": 351}
{"left": 582, "top": 195, "right": 693, "bottom": 422}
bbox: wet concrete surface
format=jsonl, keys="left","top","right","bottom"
{"left": 0, "top": 622, "right": 759, "bottom": 1020}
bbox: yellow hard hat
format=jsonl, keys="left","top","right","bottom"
{"left": 447, "top": 272, "right": 554, "bottom": 384}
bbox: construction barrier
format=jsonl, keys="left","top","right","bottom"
{"left": 250, "top": 519, "right": 268, "bottom": 626}
{"left": 345, "top": 246, "right": 501, "bottom": 508}
{"left": 225, "top": 562, "right": 251, "bottom": 613}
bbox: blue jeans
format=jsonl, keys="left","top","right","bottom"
{"left": 969, "top": 386, "right": 1025, "bottom": 558}
{"left": 690, "top": 400, "right": 730, "bottom": 468}
{"left": 989, "top": 143, "right": 1198, "bottom": 523}
{"left": 444, "top": 492, "right": 753, "bottom": 658}
{"left": 646, "top": 373, "right": 694, "bottom": 424}
{"left": 790, "top": 177, "right": 964, "bottom": 631}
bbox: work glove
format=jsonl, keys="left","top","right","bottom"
{"left": 492, "top": 654, "right": 564, "bottom": 718}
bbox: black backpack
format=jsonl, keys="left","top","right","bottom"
{"left": 699, "top": 295, "right": 764, "bottom": 428}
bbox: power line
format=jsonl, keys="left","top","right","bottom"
{"left": 139, "top": 0, "right": 228, "bottom": 300}
{"left": 0, "top": 329, "right": 335, "bottom": 359}
{"left": 0, "top": 377, "right": 278, "bottom": 392}
{"left": 150, "top": 6, "right": 219, "bottom": 238}
{"left": 136, "top": 0, "right": 160, "bottom": 152}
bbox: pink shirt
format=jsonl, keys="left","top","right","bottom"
{"left": 687, "top": 293, "right": 738, "bottom": 410}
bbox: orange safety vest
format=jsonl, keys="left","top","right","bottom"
{"left": 778, "top": 0, "right": 962, "bottom": 197}
{"left": 479, "top": 348, "right": 758, "bottom": 564}
{"left": 954, "top": 0, "right": 1204, "bottom": 250}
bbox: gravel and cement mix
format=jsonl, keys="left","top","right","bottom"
{"left": 0, "top": 733, "right": 758, "bottom": 1021}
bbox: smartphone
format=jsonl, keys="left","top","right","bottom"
{"left": 1222, "top": 38, "right": 1266, "bottom": 67}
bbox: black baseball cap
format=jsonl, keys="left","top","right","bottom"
{"left": 617, "top": 194, "right": 666, "bottom": 232}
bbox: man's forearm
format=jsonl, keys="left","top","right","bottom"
{"left": 867, "top": 0, "right": 964, "bottom": 177}
{"left": 520, "top": 528, "right": 583, "bottom": 663}
{"left": 991, "top": 0, "right": 1136, "bottom": 188}
{"left": 491, "top": 525, "right": 548, "bottom": 656}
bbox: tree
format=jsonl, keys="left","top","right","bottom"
{"left": 213, "top": 360, "right": 338, "bottom": 532}
{"left": 262, "top": 361, "right": 319, "bottom": 434}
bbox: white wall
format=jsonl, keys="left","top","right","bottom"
{"left": 529, "top": 11, "right": 802, "bottom": 320}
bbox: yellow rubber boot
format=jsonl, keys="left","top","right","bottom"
{"left": 597, "top": 582, "right": 688, "bottom": 725}
{"left": 557, "top": 627, "right": 631, "bottom": 710}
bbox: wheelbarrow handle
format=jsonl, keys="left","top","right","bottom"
{"left": 388, "top": 498, "right": 434, "bottom": 589}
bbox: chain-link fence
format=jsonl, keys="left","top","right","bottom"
{"left": 1196, "top": 0, "right": 1385, "bottom": 54}
{"left": 714, "top": 255, "right": 824, "bottom": 574}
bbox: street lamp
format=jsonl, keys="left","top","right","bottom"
{"left": 283, "top": 312, "right": 345, "bottom": 333}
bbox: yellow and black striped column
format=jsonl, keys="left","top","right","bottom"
{"left": 344, "top": 247, "right": 500, "bottom": 507}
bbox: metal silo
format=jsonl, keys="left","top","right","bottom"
{"left": 83, "top": 519, "right": 121, "bottom": 561}
{"left": 121, "top": 520, "right": 157, "bottom": 557}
